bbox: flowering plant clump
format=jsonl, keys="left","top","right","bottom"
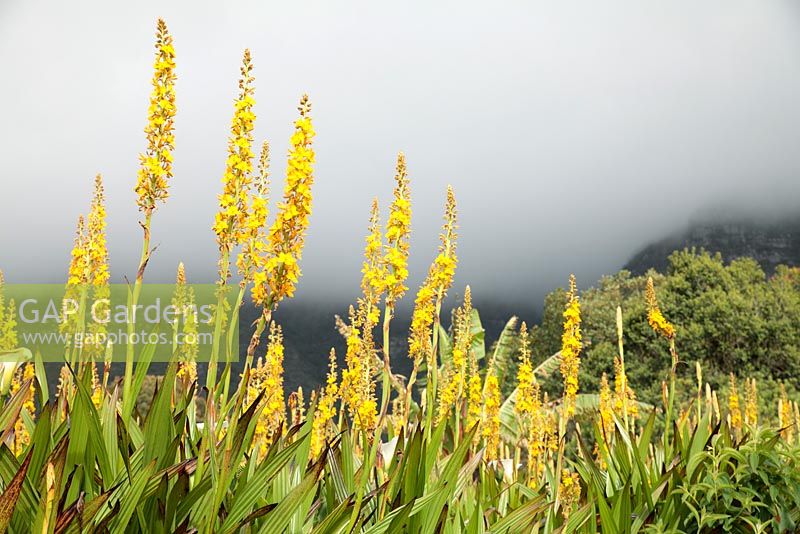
{"left": 2, "top": 19, "right": 800, "bottom": 534}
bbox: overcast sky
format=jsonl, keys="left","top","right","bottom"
{"left": 1, "top": 0, "right": 799, "bottom": 309}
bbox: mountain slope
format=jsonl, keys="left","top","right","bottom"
{"left": 624, "top": 216, "right": 800, "bottom": 275}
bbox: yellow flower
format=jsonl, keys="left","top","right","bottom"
{"left": 779, "top": 383, "right": 793, "bottom": 442}
{"left": 173, "top": 263, "right": 198, "bottom": 384}
{"left": 311, "top": 349, "right": 339, "bottom": 458}
{"left": 467, "top": 370, "right": 483, "bottom": 431}
{"left": 340, "top": 306, "right": 377, "bottom": 434}
{"left": 613, "top": 356, "right": 638, "bottom": 419}
{"left": 744, "top": 378, "right": 758, "bottom": 427}
{"left": 215, "top": 50, "right": 257, "bottom": 279}
{"left": 560, "top": 274, "right": 581, "bottom": 419}
{"left": 237, "top": 141, "right": 270, "bottom": 285}
{"left": 408, "top": 187, "right": 458, "bottom": 364}
{"left": 66, "top": 215, "right": 89, "bottom": 286}
{"left": 559, "top": 469, "right": 581, "bottom": 520}
{"left": 482, "top": 372, "right": 501, "bottom": 461}
{"left": 361, "top": 199, "right": 385, "bottom": 311}
{"left": 252, "top": 95, "right": 316, "bottom": 308}
{"left": 85, "top": 175, "right": 110, "bottom": 358}
{"left": 598, "top": 373, "right": 614, "bottom": 439}
{"left": 248, "top": 322, "right": 285, "bottom": 455}
{"left": 87, "top": 175, "right": 109, "bottom": 287}
{"left": 515, "top": 322, "right": 536, "bottom": 416}
{"left": 136, "top": 19, "right": 177, "bottom": 213}
{"left": 645, "top": 277, "right": 675, "bottom": 340}
{"left": 436, "top": 288, "right": 472, "bottom": 424}
{"left": 383, "top": 153, "right": 412, "bottom": 305}
{"left": 728, "top": 373, "right": 742, "bottom": 431}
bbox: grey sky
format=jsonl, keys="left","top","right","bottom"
{"left": 1, "top": 0, "right": 799, "bottom": 309}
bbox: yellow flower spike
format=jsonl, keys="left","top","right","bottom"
{"left": 613, "top": 356, "right": 638, "bottom": 420}
{"left": 311, "top": 349, "right": 339, "bottom": 458}
{"left": 436, "top": 288, "right": 473, "bottom": 425}
{"left": 215, "top": 49, "right": 257, "bottom": 279}
{"left": 408, "top": 187, "right": 458, "bottom": 365}
{"left": 515, "top": 322, "right": 536, "bottom": 416}
{"left": 482, "top": 372, "right": 501, "bottom": 461}
{"left": 237, "top": 141, "right": 270, "bottom": 286}
{"left": 559, "top": 469, "right": 581, "bottom": 520}
{"left": 645, "top": 276, "right": 675, "bottom": 340}
{"left": 728, "top": 373, "right": 742, "bottom": 432}
{"left": 136, "top": 18, "right": 177, "bottom": 214}
{"left": 466, "top": 368, "right": 483, "bottom": 431}
{"left": 173, "top": 263, "right": 198, "bottom": 384}
{"left": 85, "top": 174, "right": 110, "bottom": 358}
{"left": 66, "top": 215, "right": 89, "bottom": 286}
{"left": 253, "top": 95, "right": 316, "bottom": 308}
{"left": 599, "top": 373, "right": 614, "bottom": 440}
{"left": 744, "top": 378, "right": 758, "bottom": 427}
{"left": 248, "top": 322, "right": 285, "bottom": 456}
{"left": 560, "top": 274, "right": 582, "bottom": 420}
{"left": 779, "top": 383, "right": 793, "bottom": 442}
{"left": 87, "top": 175, "right": 109, "bottom": 287}
{"left": 383, "top": 152, "right": 412, "bottom": 305}
{"left": 361, "top": 199, "right": 385, "bottom": 311}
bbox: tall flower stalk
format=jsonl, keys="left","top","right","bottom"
{"left": 379, "top": 153, "right": 411, "bottom": 421}
{"left": 208, "top": 49, "right": 257, "bottom": 392}
{"left": 125, "top": 19, "right": 176, "bottom": 418}
{"left": 246, "top": 95, "right": 316, "bottom": 363}
{"left": 405, "top": 186, "right": 457, "bottom": 429}
{"left": 559, "top": 274, "right": 581, "bottom": 428}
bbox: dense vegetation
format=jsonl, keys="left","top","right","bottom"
{"left": 1, "top": 18, "right": 800, "bottom": 533}
{"left": 531, "top": 250, "right": 800, "bottom": 418}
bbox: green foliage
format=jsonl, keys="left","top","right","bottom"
{"left": 532, "top": 249, "right": 800, "bottom": 419}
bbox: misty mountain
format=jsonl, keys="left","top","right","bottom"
{"left": 624, "top": 215, "right": 800, "bottom": 276}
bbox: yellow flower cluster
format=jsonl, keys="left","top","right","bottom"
{"left": 10, "top": 363, "right": 35, "bottom": 454}
{"left": 515, "top": 322, "right": 536, "bottom": 415}
{"left": 743, "top": 378, "right": 758, "bottom": 427}
{"left": 135, "top": 19, "right": 176, "bottom": 213}
{"left": 599, "top": 373, "right": 615, "bottom": 439}
{"left": 383, "top": 153, "right": 412, "bottom": 304}
{"left": 645, "top": 277, "right": 675, "bottom": 340}
{"left": 560, "top": 274, "right": 581, "bottom": 419}
{"left": 253, "top": 95, "right": 316, "bottom": 307}
{"left": 728, "top": 374, "right": 742, "bottom": 431}
{"left": 613, "top": 356, "right": 638, "bottom": 420}
{"left": 514, "top": 322, "right": 548, "bottom": 478}
{"left": 66, "top": 216, "right": 89, "bottom": 286}
{"left": 85, "top": 175, "right": 110, "bottom": 358}
{"left": 559, "top": 469, "right": 581, "bottom": 520}
{"left": 466, "top": 371, "right": 483, "bottom": 431}
{"left": 91, "top": 362, "right": 103, "bottom": 408}
{"left": 311, "top": 349, "right": 339, "bottom": 458}
{"left": 173, "top": 263, "right": 198, "bottom": 384}
{"left": 340, "top": 307, "right": 377, "bottom": 433}
{"left": 237, "top": 142, "right": 270, "bottom": 285}
{"left": 360, "top": 199, "right": 385, "bottom": 324}
{"left": 214, "top": 50, "right": 257, "bottom": 274}
{"left": 408, "top": 187, "right": 458, "bottom": 363}
{"left": 249, "top": 323, "right": 286, "bottom": 455}
{"left": 87, "top": 175, "right": 109, "bottom": 287}
{"left": 482, "top": 372, "right": 501, "bottom": 461}
{"left": 436, "top": 287, "right": 472, "bottom": 424}
{"left": 779, "top": 384, "right": 794, "bottom": 443}
{"left": 0, "top": 271, "right": 18, "bottom": 351}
